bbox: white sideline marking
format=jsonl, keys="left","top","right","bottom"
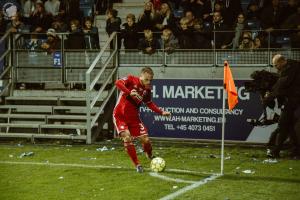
{"left": 149, "top": 172, "right": 197, "bottom": 184}
{"left": 159, "top": 174, "right": 221, "bottom": 200}
{"left": 0, "top": 161, "right": 211, "bottom": 175}
{"left": 0, "top": 161, "right": 123, "bottom": 169}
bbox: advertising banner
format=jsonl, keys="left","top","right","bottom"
{"left": 140, "top": 79, "right": 274, "bottom": 142}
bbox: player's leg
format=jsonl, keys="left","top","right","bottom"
{"left": 139, "top": 134, "right": 154, "bottom": 160}
{"left": 119, "top": 131, "right": 140, "bottom": 168}
{"left": 113, "top": 114, "right": 141, "bottom": 170}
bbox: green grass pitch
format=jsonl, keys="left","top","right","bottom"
{"left": 0, "top": 140, "right": 300, "bottom": 200}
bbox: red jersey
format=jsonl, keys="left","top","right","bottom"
{"left": 114, "top": 75, "right": 163, "bottom": 119}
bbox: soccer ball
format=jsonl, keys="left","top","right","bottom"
{"left": 150, "top": 157, "right": 166, "bottom": 172}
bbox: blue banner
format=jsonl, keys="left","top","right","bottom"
{"left": 140, "top": 79, "right": 264, "bottom": 141}
{"left": 53, "top": 51, "right": 62, "bottom": 67}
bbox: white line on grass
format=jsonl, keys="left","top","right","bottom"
{"left": 0, "top": 161, "right": 123, "bottom": 170}
{"left": 0, "top": 161, "right": 211, "bottom": 175}
{"left": 149, "top": 172, "right": 197, "bottom": 184}
{"left": 159, "top": 174, "right": 222, "bottom": 200}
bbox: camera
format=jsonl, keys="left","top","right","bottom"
{"left": 245, "top": 70, "right": 280, "bottom": 126}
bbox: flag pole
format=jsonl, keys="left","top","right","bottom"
{"left": 221, "top": 84, "right": 226, "bottom": 175}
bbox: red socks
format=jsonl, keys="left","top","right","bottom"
{"left": 143, "top": 141, "right": 153, "bottom": 159}
{"left": 124, "top": 141, "right": 139, "bottom": 166}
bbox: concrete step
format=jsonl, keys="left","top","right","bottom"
{"left": 0, "top": 123, "right": 40, "bottom": 128}
{"left": 0, "top": 114, "right": 45, "bottom": 119}
{"left": 0, "top": 105, "right": 53, "bottom": 113}
{"left": 6, "top": 96, "right": 58, "bottom": 101}
{"left": 13, "top": 90, "right": 107, "bottom": 98}
{"left": 47, "top": 115, "right": 88, "bottom": 120}
{"left": 53, "top": 106, "right": 99, "bottom": 114}
{"left": 113, "top": 2, "right": 144, "bottom": 8}
{"left": 40, "top": 124, "right": 87, "bottom": 129}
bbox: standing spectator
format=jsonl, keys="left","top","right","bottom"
{"left": 222, "top": 13, "right": 249, "bottom": 49}
{"left": 192, "top": 18, "right": 211, "bottom": 49}
{"left": 105, "top": 8, "right": 121, "bottom": 49}
{"left": 238, "top": 31, "right": 254, "bottom": 50}
{"left": 120, "top": 13, "right": 139, "bottom": 49}
{"left": 154, "top": 3, "right": 178, "bottom": 35}
{"left": 290, "top": 25, "right": 300, "bottom": 48}
{"left": 22, "top": 0, "right": 36, "bottom": 25}
{"left": 30, "top": 2, "right": 53, "bottom": 33}
{"left": 94, "top": 0, "right": 111, "bottom": 16}
{"left": 83, "top": 17, "right": 100, "bottom": 49}
{"left": 51, "top": 16, "right": 68, "bottom": 33}
{"left": 65, "top": 19, "right": 85, "bottom": 49}
{"left": 281, "top": 0, "right": 298, "bottom": 23}
{"left": 44, "top": 0, "right": 60, "bottom": 17}
{"left": 222, "top": 0, "right": 243, "bottom": 27}
{"left": 58, "top": 0, "right": 82, "bottom": 23}
{"left": 260, "top": 0, "right": 283, "bottom": 31}
{"left": 159, "top": 28, "right": 179, "bottom": 53}
{"left": 177, "top": 17, "right": 194, "bottom": 49}
{"left": 137, "top": 1, "right": 156, "bottom": 31}
{"left": 205, "top": 11, "right": 231, "bottom": 49}
{"left": 138, "top": 29, "right": 160, "bottom": 55}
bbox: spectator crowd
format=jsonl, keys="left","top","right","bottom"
{"left": 0, "top": 0, "right": 300, "bottom": 53}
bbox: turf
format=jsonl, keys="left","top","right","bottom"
{"left": 0, "top": 140, "right": 299, "bottom": 200}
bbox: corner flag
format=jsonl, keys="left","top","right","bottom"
{"left": 223, "top": 61, "right": 238, "bottom": 110}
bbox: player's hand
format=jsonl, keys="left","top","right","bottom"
{"left": 130, "top": 89, "right": 142, "bottom": 100}
{"left": 162, "top": 111, "right": 171, "bottom": 117}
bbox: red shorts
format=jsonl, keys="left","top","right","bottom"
{"left": 113, "top": 114, "right": 148, "bottom": 138}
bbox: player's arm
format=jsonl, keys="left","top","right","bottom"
{"left": 115, "top": 78, "right": 131, "bottom": 95}
{"left": 146, "top": 101, "right": 171, "bottom": 116}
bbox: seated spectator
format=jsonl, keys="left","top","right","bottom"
{"left": 159, "top": 28, "right": 179, "bottom": 54}
{"left": 247, "top": 2, "right": 261, "bottom": 21}
{"left": 6, "top": 13, "right": 26, "bottom": 33}
{"left": 204, "top": 11, "right": 231, "bottom": 49}
{"left": 238, "top": 31, "right": 254, "bottom": 50}
{"left": 24, "top": 32, "right": 44, "bottom": 50}
{"left": 184, "top": 10, "right": 196, "bottom": 29}
{"left": 44, "top": 0, "right": 60, "bottom": 17}
{"left": 30, "top": 2, "right": 53, "bottom": 33}
{"left": 138, "top": 29, "right": 160, "bottom": 55}
{"left": 137, "top": 1, "right": 156, "bottom": 31}
{"left": 205, "top": 1, "right": 225, "bottom": 23}
{"left": 181, "top": 0, "right": 211, "bottom": 20}
{"left": 105, "top": 8, "right": 121, "bottom": 49}
{"left": 222, "top": 13, "right": 250, "bottom": 49}
{"left": 177, "top": 17, "right": 194, "bottom": 49}
{"left": 51, "top": 16, "right": 68, "bottom": 33}
{"left": 66, "top": 19, "right": 85, "bottom": 49}
{"left": 253, "top": 34, "right": 267, "bottom": 49}
{"left": 152, "top": 0, "right": 162, "bottom": 11}
{"left": 41, "top": 28, "right": 61, "bottom": 54}
{"left": 154, "top": 3, "right": 178, "bottom": 35}
{"left": 120, "top": 13, "right": 139, "bottom": 49}
{"left": 192, "top": 18, "right": 211, "bottom": 49}
{"left": 83, "top": 17, "right": 100, "bottom": 49}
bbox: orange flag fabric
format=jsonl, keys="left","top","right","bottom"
{"left": 223, "top": 61, "right": 238, "bottom": 110}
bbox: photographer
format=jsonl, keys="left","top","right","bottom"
{"left": 264, "top": 54, "right": 300, "bottom": 158}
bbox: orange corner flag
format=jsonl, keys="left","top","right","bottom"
{"left": 224, "top": 61, "right": 238, "bottom": 110}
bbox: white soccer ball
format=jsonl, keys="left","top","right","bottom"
{"left": 150, "top": 157, "right": 166, "bottom": 172}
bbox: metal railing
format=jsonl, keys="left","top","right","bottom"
{"left": 85, "top": 32, "right": 118, "bottom": 144}
{"left": 0, "top": 30, "right": 13, "bottom": 97}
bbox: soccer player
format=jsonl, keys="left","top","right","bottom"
{"left": 113, "top": 67, "right": 171, "bottom": 173}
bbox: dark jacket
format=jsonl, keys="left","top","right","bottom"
{"left": 84, "top": 27, "right": 100, "bottom": 49}
{"left": 272, "top": 60, "right": 300, "bottom": 105}
{"left": 121, "top": 23, "right": 139, "bottom": 49}
{"left": 138, "top": 37, "right": 160, "bottom": 54}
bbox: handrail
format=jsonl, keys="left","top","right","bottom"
{"left": 0, "top": 30, "right": 11, "bottom": 44}
{"left": 86, "top": 32, "right": 118, "bottom": 144}
{"left": 86, "top": 32, "right": 117, "bottom": 75}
